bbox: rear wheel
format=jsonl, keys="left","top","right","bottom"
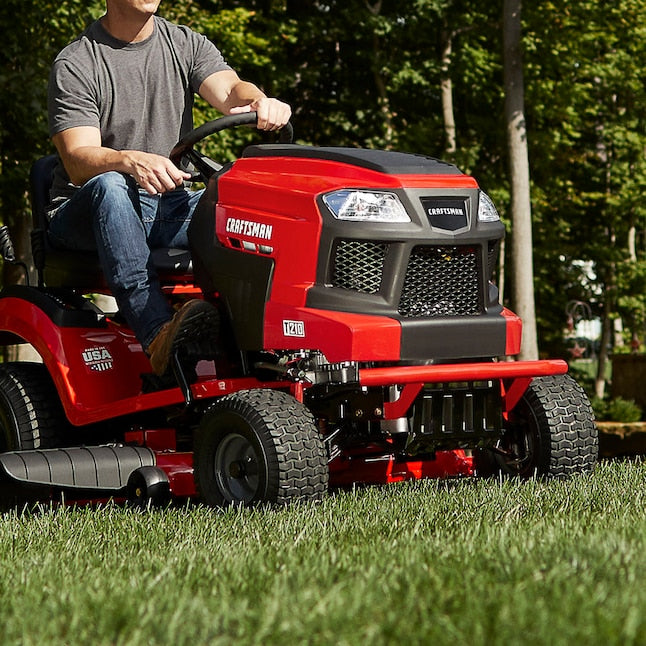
{"left": 0, "top": 362, "right": 65, "bottom": 451}
{"left": 495, "top": 374, "right": 598, "bottom": 478}
{"left": 194, "top": 389, "right": 328, "bottom": 507}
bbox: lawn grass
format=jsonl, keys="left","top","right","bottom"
{"left": 1, "top": 459, "right": 645, "bottom": 645}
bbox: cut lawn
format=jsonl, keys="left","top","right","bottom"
{"left": 0, "top": 459, "right": 644, "bottom": 645}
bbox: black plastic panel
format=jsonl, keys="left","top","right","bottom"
{"left": 399, "top": 315, "right": 506, "bottom": 360}
{"left": 0, "top": 445, "right": 155, "bottom": 490}
{"left": 0, "top": 285, "right": 107, "bottom": 328}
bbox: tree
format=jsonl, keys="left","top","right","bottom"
{"left": 522, "top": 1, "right": 646, "bottom": 392}
{"left": 503, "top": 0, "right": 537, "bottom": 360}
{"left": 0, "top": 1, "right": 103, "bottom": 282}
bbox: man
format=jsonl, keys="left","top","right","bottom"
{"left": 47, "top": 0, "right": 291, "bottom": 375}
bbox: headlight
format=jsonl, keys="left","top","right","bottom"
{"left": 477, "top": 191, "right": 500, "bottom": 222}
{"left": 322, "top": 190, "right": 411, "bottom": 223}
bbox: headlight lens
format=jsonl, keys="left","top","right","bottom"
{"left": 323, "top": 190, "right": 411, "bottom": 222}
{"left": 477, "top": 191, "right": 500, "bottom": 222}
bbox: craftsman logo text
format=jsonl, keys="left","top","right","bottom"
{"left": 427, "top": 206, "right": 465, "bottom": 217}
{"left": 226, "top": 218, "right": 273, "bottom": 240}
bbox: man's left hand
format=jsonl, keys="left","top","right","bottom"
{"left": 229, "top": 97, "right": 291, "bottom": 131}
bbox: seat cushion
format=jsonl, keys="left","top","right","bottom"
{"left": 43, "top": 247, "right": 193, "bottom": 289}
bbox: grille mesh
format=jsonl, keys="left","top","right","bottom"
{"left": 398, "top": 246, "right": 482, "bottom": 317}
{"left": 332, "top": 240, "right": 387, "bottom": 294}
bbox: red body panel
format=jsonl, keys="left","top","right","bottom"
{"left": 328, "top": 449, "right": 475, "bottom": 485}
{"left": 0, "top": 297, "right": 292, "bottom": 425}
{"left": 216, "top": 159, "right": 477, "bottom": 306}
{"left": 0, "top": 297, "right": 149, "bottom": 423}
{"left": 502, "top": 307, "right": 523, "bottom": 355}
{"left": 264, "top": 303, "right": 402, "bottom": 362}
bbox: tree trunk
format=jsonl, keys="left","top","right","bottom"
{"left": 595, "top": 302, "right": 613, "bottom": 399}
{"left": 628, "top": 225, "right": 637, "bottom": 261}
{"left": 365, "top": 0, "right": 394, "bottom": 147}
{"left": 503, "top": 0, "right": 538, "bottom": 360}
{"left": 440, "top": 24, "right": 457, "bottom": 155}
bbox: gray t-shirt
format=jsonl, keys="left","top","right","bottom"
{"left": 47, "top": 16, "right": 231, "bottom": 202}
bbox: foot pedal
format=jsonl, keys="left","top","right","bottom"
{"left": 171, "top": 302, "right": 220, "bottom": 364}
{"left": 142, "top": 301, "right": 221, "bottom": 398}
{"left": 171, "top": 302, "right": 220, "bottom": 405}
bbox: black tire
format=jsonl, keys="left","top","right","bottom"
{"left": 194, "top": 389, "right": 328, "bottom": 507}
{"left": 495, "top": 373, "right": 598, "bottom": 478}
{"left": 0, "top": 362, "right": 65, "bottom": 451}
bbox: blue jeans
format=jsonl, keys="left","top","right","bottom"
{"left": 47, "top": 172, "right": 203, "bottom": 348}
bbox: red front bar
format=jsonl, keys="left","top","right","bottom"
{"left": 359, "top": 359, "right": 568, "bottom": 387}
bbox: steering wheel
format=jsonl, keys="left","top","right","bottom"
{"left": 169, "top": 111, "right": 294, "bottom": 182}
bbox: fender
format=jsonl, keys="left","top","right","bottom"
{"left": 0, "top": 287, "right": 152, "bottom": 425}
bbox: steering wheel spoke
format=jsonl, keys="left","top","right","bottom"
{"left": 182, "top": 149, "right": 223, "bottom": 182}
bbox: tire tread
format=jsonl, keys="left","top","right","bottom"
{"left": 195, "top": 388, "right": 328, "bottom": 506}
{"left": 0, "top": 362, "right": 65, "bottom": 450}
{"left": 523, "top": 374, "right": 598, "bottom": 477}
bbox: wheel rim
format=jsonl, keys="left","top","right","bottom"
{"left": 497, "top": 426, "right": 535, "bottom": 474}
{"left": 497, "top": 405, "right": 541, "bottom": 476}
{"left": 214, "top": 433, "right": 262, "bottom": 504}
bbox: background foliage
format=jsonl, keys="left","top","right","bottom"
{"left": 1, "top": 0, "right": 645, "bottom": 364}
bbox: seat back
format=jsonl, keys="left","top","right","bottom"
{"left": 29, "top": 154, "right": 59, "bottom": 232}
{"left": 28, "top": 156, "right": 194, "bottom": 289}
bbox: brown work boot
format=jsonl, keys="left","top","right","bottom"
{"left": 147, "top": 299, "right": 220, "bottom": 376}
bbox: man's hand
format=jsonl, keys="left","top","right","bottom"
{"left": 52, "top": 126, "right": 190, "bottom": 193}
{"left": 124, "top": 151, "right": 191, "bottom": 195}
{"left": 199, "top": 71, "right": 292, "bottom": 132}
{"left": 229, "top": 96, "right": 292, "bottom": 131}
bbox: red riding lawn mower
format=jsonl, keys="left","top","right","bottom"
{"left": 0, "top": 113, "right": 598, "bottom": 508}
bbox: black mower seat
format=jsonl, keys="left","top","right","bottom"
{"left": 30, "top": 155, "right": 193, "bottom": 289}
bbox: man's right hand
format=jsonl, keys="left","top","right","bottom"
{"left": 123, "top": 151, "right": 191, "bottom": 195}
{"left": 53, "top": 126, "right": 190, "bottom": 193}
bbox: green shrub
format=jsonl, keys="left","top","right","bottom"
{"left": 591, "top": 396, "right": 609, "bottom": 420}
{"left": 594, "top": 396, "right": 642, "bottom": 422}
{"left": 606, "top": 397, "right": 642, "bottom": 422}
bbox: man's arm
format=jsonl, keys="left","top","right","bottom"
{"left": 52, "top": 126, "right": 191, "bottom": 195}
{"left": 198, "top": 70, "right": 291, "bottom": 131}
{"left": 53, "top": 71, "right": 289, "bottom": 193}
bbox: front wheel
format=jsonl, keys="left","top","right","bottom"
{"left": 194, "top": 389, "right": 328, "bottom": 507}
{"left": 494, "top": 373, "right": 598, "bottom": 478}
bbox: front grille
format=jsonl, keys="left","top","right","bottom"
{"left": 332, "top": 240, "right": 387, "bottom": 294}
{"left": 407, "top": 381, "right": 502, "bottom": 453}
{"left": 398, "top": 245, "right": 482, "bottom": 317}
